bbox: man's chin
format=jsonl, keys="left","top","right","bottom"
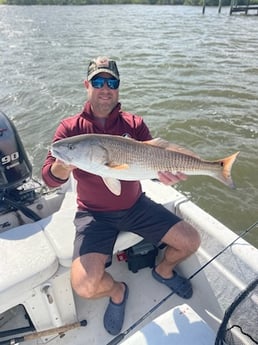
{"left": 100, "top": 103, "right": 116, "bottom": 113}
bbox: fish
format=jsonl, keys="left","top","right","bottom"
{"left": 51, "top": 134, "right": 239, "bottom": 196}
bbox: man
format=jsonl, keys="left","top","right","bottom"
{"left": 42, "top": 56, "right": 200, "bottom": 336}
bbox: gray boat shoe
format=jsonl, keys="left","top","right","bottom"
{"left": 152, "top": 269, "right": 193, "bottom": 299}
{"left": 103, "top": 282, "right": 129, "bottom": 335}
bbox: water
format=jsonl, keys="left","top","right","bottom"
{"left": 0, "top": 5, "right": 257, "bottom": 246}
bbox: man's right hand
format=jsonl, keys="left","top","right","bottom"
{"left": 50, "top": 159, "right": 76, "bottom": 180}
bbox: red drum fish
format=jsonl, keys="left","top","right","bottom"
{"left": 51, "top": 134, "right": 239, "bottom": 195}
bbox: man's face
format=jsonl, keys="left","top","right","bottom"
{"left": 85, "top": 72, "right": 119, "bottom": 118}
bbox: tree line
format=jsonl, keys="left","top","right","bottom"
{"left": 0, "top": 0, "right": 254, "bottom": 6}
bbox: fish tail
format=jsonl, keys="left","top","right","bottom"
{"left": 214, "top": 151, "right": 240, "bottom": 188}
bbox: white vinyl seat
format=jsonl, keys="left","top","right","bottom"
{"left": 44, "top": 191, "right": 143, "bottom": 268}
{"left": 0, "top": 222, "right": 58, "bottom": 314}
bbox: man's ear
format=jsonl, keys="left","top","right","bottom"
{"left": 84, "top": 80, "right": 90, "bottom": 89}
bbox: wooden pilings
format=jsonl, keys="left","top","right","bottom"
{"left": 230, "top": 0, "right": 258, "bottom": 15}
{"left": 202, "top": 0, "right": 223, "bottom": 14}
{"left": 202, "top": 0, "right": 258, "bottom": 15}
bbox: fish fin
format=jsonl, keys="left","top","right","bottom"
{"left": 144, "top": 138, "right": 200, "bottom": 158}
{"left": 106, "top": 163, "right": 129, "bottom": 170}
{"left": 144, "top": 138, "right": 171, "bottom": 148}
{"left": 214, "top": 151, "right": 240, "bottom": 188}
{"left": 102, "top": 177, "right": 121, "bottom": 196}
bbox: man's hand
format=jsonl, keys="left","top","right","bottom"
{"left": 54, "top": 159, "right": 76, "bottom": 171}
{"left": 158, "top": 171, "right": 188, "bottom": 186}
{"left": 50, "top": 159, "right": 76, "bottom": 180}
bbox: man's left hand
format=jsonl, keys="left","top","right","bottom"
{"left": 158, "top": 171, "right": 188, "bottom": 186}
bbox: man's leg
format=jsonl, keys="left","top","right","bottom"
{"left": 71, "top": 252, "right": 128, "bottom": 335}
{"left": 153, "top": 220, "right": 201, "bottom": 298}
{"left": 156, "top": 220, "right": 200, "bottom": 278}
{"left": 71, "top": 252, "right": 125, "bottom": 303}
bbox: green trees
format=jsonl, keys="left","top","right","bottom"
{"left": 1, "top": 0, "right": 256, "bottom": 5}
{"left": 1, "top": 0, "right": 183, "bottom": 4}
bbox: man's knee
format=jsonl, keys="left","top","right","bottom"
{"left": 180, "top": 221, "right": 200, "bottom": 255}
{"left": 71, "top": 273, "right": 99, "bottom": 299}
{"left": 71, "top": 255, "right": 106, "bottom": 299}
{"left": 187, "top": 224, "right": 201, "bottom": 254}
{"left": 163, "top": 221, "right": 201, "bottom": 255}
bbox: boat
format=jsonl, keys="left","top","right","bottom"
{"left": 0, "top": 110, "right": 257, "bottom": 345}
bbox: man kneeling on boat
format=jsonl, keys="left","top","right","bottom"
{"left": 42, "top": 56, "right": 201, "bottom": 336}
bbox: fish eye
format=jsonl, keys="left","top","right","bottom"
{"left": 68, "top": 143, "right": 74, "bottom": 150}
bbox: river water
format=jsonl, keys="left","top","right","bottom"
{"left": 0, "top": 5, "right": 257, "bottom": 246}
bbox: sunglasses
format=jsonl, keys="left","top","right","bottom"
{"left": 91, "top": 76, "right": 120, "bottom": 90}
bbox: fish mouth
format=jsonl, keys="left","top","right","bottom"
{"left": 51, "top": 147, "right": 69, "bottom": 163}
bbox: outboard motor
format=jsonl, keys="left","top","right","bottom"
{"left": 0, "top": 110, "right": 32, "bottom": 191}
{"left": 0, "top": 111, "right": 41, "bottom": 221}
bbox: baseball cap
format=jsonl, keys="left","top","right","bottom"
{"left": 87, "top": 56, "right": 120, "bottom": 81}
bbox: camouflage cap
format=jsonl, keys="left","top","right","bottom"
{"left": 87, "top": 56, "right": 120, "bottom": 81}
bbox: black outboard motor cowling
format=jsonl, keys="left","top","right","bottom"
{"left": 0, "top": 111, "right": 32, "bottom": 192}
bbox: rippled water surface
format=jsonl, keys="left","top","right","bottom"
{"left": 0, "top": 5, "right": 257, "bottom": 246}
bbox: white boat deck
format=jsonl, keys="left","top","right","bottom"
{"left": 122, "top": 304, "right": 216, "bottom": 345}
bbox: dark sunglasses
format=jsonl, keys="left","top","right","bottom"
{"left": 91, "top": 76, "right": 120, "bottom": 90}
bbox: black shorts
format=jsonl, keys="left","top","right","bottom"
{"left": 72, "top": 193, "right": 182, "bottom": 260}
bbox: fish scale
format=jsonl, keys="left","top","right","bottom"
{"left": 105, "top": 140, "right": 206, "bottom": 173}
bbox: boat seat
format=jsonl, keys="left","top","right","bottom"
{"left": 121, "top": 304, "right": 216, "bottom": 345}
{"left": 44, "top": 192, "right": 143, "bottom": 267}
{"left": 0, "top": 222, "right": 58, "bottom": 314}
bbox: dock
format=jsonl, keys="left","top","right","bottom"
{"left": 202, "top": 0, "right": 258, "bottom": 15}
{"left": 230, "top": 0, "right": 258, "bottom": 14}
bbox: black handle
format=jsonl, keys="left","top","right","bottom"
{"left": 0, "top": 336, "right": 24, "bottom": 345}
{"left": 1, "top": 195, "right": 41, "bottom": 221}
